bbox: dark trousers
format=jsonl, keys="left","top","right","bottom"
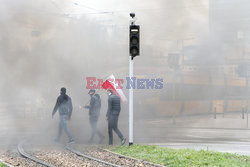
{"left": 89, "top": 117, "right": 104, "bottom": 142}
{"left": 108, "top": 115, "right": 124, "bottom": 145}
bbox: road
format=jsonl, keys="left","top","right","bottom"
{"left": 132, "top": 114, "right": 250, "bottom": 156}
{"left": 1, "top": 108, "right": 250, "bottom": 156}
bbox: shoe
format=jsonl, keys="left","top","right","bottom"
{"left": 99, "top": 136, "right": 105, "bottom": 144}
{"left": 68, "top": 139, "right": 75, "bottom": 144}
{"left": 121, "top": 138, "right": 126, "bottom": 145}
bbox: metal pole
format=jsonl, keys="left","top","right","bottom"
{"left": 242, "top": 107, "right": 245, "bottom": 119}
{"left": 129, "top": 56, "right": 133, "bottom": 146}
{"left": 247, "top": 110, "right": 249, "bottom": 128}
{"left": 214, "top": 107, "right": 216, "bottom": 119}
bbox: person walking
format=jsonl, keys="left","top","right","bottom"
{"left": 85, "top": 89, "right": 105, "bottom": 144}
{"left": 52, "top": 87, "right": 74, "bottom": 143}
{"left": 106, "top": 88, "right": 126, "bottom": 145}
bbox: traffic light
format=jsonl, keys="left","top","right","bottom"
{"left": 129, "top": 25, "right": 140, "bottom": 57}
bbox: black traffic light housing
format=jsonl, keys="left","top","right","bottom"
{"left": 129, "top": 25, "right": 140, "bottom": 58}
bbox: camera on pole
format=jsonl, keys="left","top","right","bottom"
{"left": 129, "top": 13, "right": 140, "bottom": 58}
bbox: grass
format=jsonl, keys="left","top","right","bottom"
{"left": 109, "top": 144, "right": 250, "bottom": 167}
{"left": 0, "top": 163, "right": 6, "bottom": 167}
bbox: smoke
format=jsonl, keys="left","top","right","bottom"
{"left": 1, "top": 0, "right": 249, "bottom": 146}
{"left": 0, "top": 0, "right": 128, "bottom": 146}
{"left": 0, "top": 0, "right": 208, "bottom": 145}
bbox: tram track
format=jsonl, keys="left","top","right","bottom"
{"left": 66, "top": 145, "right": 121, "bottom": 167}
{"left": 17, "top": 141, "right": 120, "bottom": 167}
{"left": 69, "top": 144, "right": 164, "bottom": 167}
{"left": 16, "top": 141, "right": 163, "bottom": 167}
{"left": 17, "top": 142, "right": 56, "bottom": 167}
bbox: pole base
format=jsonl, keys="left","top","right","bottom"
{"left": 129, "top": 142, "right": 133, "bottom": 146}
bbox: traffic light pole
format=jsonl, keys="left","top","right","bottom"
{"left": 129, "top": 13, "right": 138, "bottom": 146}
{"left": 129, "top": 56, "right": 133, "bottom": 146}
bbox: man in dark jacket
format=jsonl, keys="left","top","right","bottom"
{"left": 85, "top": 89, "right": 104, "bottom": 144}
{"left": 106, "top": 89, "right": 126, "bottom": 145}
{"left": 52, "top": 87, "right": 74, "bottom": 143}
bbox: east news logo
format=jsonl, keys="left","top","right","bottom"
{"left": 86, "top": 77, "right": 163, "bottom": 89}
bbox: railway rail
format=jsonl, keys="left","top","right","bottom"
{"left": 16, "top": 141, "right": 162, "bottom": 167}
{"left": 17, "top": 141, "right": 121, "bottom": 167}
{"left": 17, "top": 142, "right": 56, "bottom": 167}
{"left": 66, "top": 145, "right": 121, "bottom": 167}
{"left": 69, "top": 144, "right": 164, "bottom": 167}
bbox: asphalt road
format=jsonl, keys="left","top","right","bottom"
{"left": 133, "top": 114, "right": 250, "bottom": 156}
{"left": 1, "top": 109, "right": 250, "bottom": 156}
